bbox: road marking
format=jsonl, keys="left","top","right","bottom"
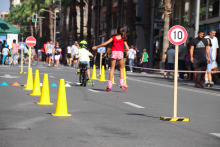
{"left": 210, "top": 133, "right": 220, "bottom": 138}
{"left": 49, "top": 76, "right": 55, "bottom": 78}
{"left": 124, "top": 102, "right": 145, "bottom": 108}
{"left": 0, "top": 65, "right": 10, "bottom": 67}
{"left": 88, "top": 89, "right": 99, "bottom": 93}
{"left": 0, "top": 74, "right": 19, "bottom": 78}
{"left": 128, "top": 78, "right": 220, "bottom": 97}
{"left": 66, "top": 81, "right": 72, "bottom": 83}
{"left": 38, "top": 66, "right": 46, "bottom": 68}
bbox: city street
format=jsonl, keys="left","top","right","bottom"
{"left": 0, "top": 63, "right": 220, "bottom": 147}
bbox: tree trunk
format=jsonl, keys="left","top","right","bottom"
{"left": 106, "top": 0, "right": 112, "bottom": 41}
{"left": 49, "top": 4, "right": 53, "bottom": 41}
{"left": 80, "top": 0, "right": 84, "bottom": 40}
{"left": 30, "top": 21, "right": 34, "bottom": 36}
{"left": 144, "top": 0, "right": 151, "bottom": 53}
{"left": 127, "top": 0, "right": 135, "bottom": 45}
{"left": 87, "top": 0, "right": 92, "bottom": 50}
{"left": 162, "top": 0, "right": 171, "bottom": 58}
{"left": 73, "top": 0, "right": 77, "bottom": 41}
{"left": 117, "top": 0, "right": 122, "bottom": 27}
{"left": 69, "top": 4, "right": 73, "bottom": 43}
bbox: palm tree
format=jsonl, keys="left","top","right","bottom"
{"left": 162, "top": 0, "right": 172, "bottom": 58}
{"left": 105, "top": 0, "right": 112, "bottom": 41}
{"left": 144, "top": 0, "right": 151, "bottom": 53}
{"left": 73, "top": 0, "right": 78, "bottom": 41}
{"left": 80, "top": 0, "right": 84, "bottom": 40}
{"left": 87, "top": 0, "right": 92, "bottom": 50}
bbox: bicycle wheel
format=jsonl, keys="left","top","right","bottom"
{"left": 83, "top": 71, "right": 87, "bottom": 87}
{"left": 79, "top": 70, "right": 82, "bottom": 86}
{"left": 31, "top": 55, "right": 38, "bottom": 66}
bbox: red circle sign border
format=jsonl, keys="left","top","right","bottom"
{"left": 168, "top": 25, "right": 187, "bottom": 45}
{"left": 25, "top": 36, "right": 36, "bottom": 47}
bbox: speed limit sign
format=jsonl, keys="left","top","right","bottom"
{"left": 168, "top": 25, "right": 187, "bottom": 45}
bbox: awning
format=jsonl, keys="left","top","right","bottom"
{"left": 0, "top": 18, "right": 20, "bottom": 36}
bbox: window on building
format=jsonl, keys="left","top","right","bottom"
{"left": 209, "top": 0, "right": 219, "bottom": 18}
{"left": 182, "top": 1, "right": 189, "bottom": 27}
{"left": 174, "top": 3, "right": 180, "bottom": 25}
{"left": 200, "top": 0, "right": 207, "bottom": 20}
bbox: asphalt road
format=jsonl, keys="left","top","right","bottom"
{"left": 0, "top": 63, "right": 220, "bottom": 147}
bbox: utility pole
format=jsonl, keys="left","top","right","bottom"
{"left": 149, "top": 0, "right": 155, "bottom": 68}
{"left": 194, "top": 0, "right": 200, "bottom": 38}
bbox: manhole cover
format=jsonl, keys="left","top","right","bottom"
{"left": 0, "top": 127, "right": 31, "bottom": 130}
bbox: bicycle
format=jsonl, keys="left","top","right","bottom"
{"left": 75, "top": 63, "right": 94, "bottom": 87}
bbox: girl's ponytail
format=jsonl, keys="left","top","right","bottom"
{"left": 117, "top": 27, "right": 127, "bottom": 41}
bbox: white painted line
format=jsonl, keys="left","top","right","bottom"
{"left": 88, "top": 89, "right": 99, "bottom": 93}
{"left": 128, "top": 78, "right": 220, "bottom": 97}
{"left": 210, "top": 133, "right": 220, "bottom": 138}
{"left": 66, "top": 81, "right": 73, "bottom": 83}
{"left": 49, "top": 76, "right": 55, "bottom": 78}
{"left": 65, "top": 83, "right": 71, "bottom": 87}
{"left": 124, "top": 102, "right": 145, "bottom": 108}
{"left": 0, "top": 66, "right": 10, "bottom": 67}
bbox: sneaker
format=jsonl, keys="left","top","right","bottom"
{"left": 106, "top": 80, "right": 113, "bottom": 92}
{"left": 205, "top": 82, "right": 210, "bottom": 87}
{"left": 120, "top": 78, "right": 127, "bottom": 92}
{"left": 209, "top": 81, "right": 214, "bottom": 87}
{"left": 76, "top": 71, "right": 80, "bottom": 75}
{"left": 48, "top": 64, "right": 51, "bottom": 67}
{"left": 88, "top": 80, "right": 92, "bottom": 84}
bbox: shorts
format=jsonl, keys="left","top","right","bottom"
{"left": 167, "top": 63, "right": 174, "bottom": 70}
{"left": 111, "top": 51, "right": 124, "bottom": 60}
{"left": 193, "top": 59, "right": 207, "bottom": 69}
{"left": 207, "top": 63, "right": 212, "bottom": 72}
{"left": 186, "top": 61, "right": 192, "bottom": 66}
{"left": 80, "top": 61, "right": 90, "bottom": 68}
{"left": 55, "top": 55, "right": 60, "bottom": 60}
{"left": 47, "top": 53, "right": 52, "bottom": 57}
{"left": 67, "top": 53, "right": 71, "bottom": 58}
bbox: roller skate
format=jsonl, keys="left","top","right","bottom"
{"left": 120, "top": 78, "right": 127, "bottom": 92}
{"left": 106, "top": 80, "right": 112, "bottom": 92}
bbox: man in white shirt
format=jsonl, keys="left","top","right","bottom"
{"left": 45, "top": 40, "right": 55, "bottom": 67}
{"left": 126, "top": 45, "right": 136, "bottom": 72}
{"left": 204, "top": 29, "right": 219, "bottom": 81}
{"left": 72, "top": 41, "right": 79, "bottom": 68}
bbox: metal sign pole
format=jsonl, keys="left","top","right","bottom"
{"left": 173, "top": 45, "right": 179, "bottom": 118}
{"left": 100, "top": 53, "right": 102, "bottom": 75}
{"left": 21, "top": 49, "right": 23, "bottom": 73}
{"left": 28, "top": 47, "right": 31, "bottom": 69}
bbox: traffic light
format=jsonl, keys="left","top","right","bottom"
{"left": 32, "top": 14, "right": 37, "bottom": 22}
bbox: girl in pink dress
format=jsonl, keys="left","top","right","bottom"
{"left": 92, "top": 27, "right": 129, "bottom": 92}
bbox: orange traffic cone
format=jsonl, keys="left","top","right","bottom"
{"left": 51, "top": 79, "right": 71, "bottom": 116}
{"left": 30, "top": 70, "right": 41, "bottom": 96}
{"left": 37, "top": 74, "right": 53, "bottom": 105}
{"left": 12, "top": 82, "right": 20, "bottom": 86}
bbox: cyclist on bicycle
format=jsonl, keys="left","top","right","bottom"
{"left": 75, "top": 40, "right": 93, "bottom": 83}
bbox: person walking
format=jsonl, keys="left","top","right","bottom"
{"left": 41, "top": 41, "right": 47, "bottom": 66}
{"left": 66, "top": 43, "right": 72, "bottom": 66}
{"left": 190, "top": 30, "right": 210, "bottom": 88}
{"left": 92, "top": 27, "right": 129, "bottom": 92}
{"left": 2, "top": 44, "right": 9, "bottom": 65}
{"left": 204, "top": 38, "right": 214, "bottom": 87}
{"left": 126, "top": 45, "right": 136, "bottom": 72}
{"left": 204, "top": 29, "right": 219, "bottom": 82}
{"left": 54, "top": 42, "right": 62, "bottom": 67}
{"left": 45, "top": 40, "right": 54, "bottom": 67}
{"left": 166, "top": 46, "right": 175, "bottom": 78}
{"left": 178, "top": 44, "right": 187, "bottom": 80}
{"left": 140, "top": 48, "right": 149, "bottom": 73}
{"left": 186, "top": 43, "right": 192, "bottom": 80}
{"left": 72, "top": 41, "right": 79, "bottom": 68}
{"left": 10, "top": 40, "right": 19, "bottom": 65}
{"left": 105, "top": 47, "right": 111, "bottom": 70}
